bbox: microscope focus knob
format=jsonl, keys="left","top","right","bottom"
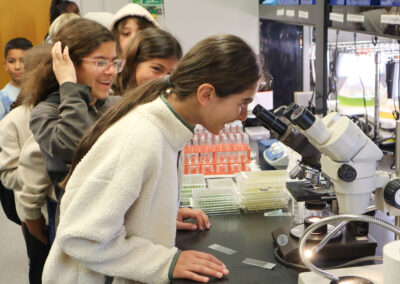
{"left": 384, "top": 179, "right": 400, "bottom": 209}
{"left": 337, "top": 164, "right": 357, "bottom": 182}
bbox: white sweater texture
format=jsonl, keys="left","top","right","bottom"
{"left": 0, "top": 105, "right": 53, "bottom": 221}
{"left": 43, "top": 97, "right": 194, "bottom": 284}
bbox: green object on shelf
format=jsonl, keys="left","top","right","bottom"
{"left": 141, "top": 0, "right": 163, "bottom": 5}
{"left": 337, "top": 95, "right": 375, "bottom": 107}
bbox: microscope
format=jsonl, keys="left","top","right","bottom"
{"left": 253, "top": 104, "right": 333, "bottom": 203}
{"left": 290, "top": 106, "right": 400, "bottom": 214}
{"left": 267, "top": 105, "right": 399, "bottom": 264}
{"left": 287, "top": 107, "right": 400, "bottom": 283}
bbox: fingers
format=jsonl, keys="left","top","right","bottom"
{"left": 173, "top": 250, "right": 229, "bottom": 282}
{"left": 193, "top": 210, "right": 210, "bottom": 230}
{"left": 52, "top": 41, "right": 70, "bottom": 61}
{"left": 63, "top": 45, "right": 69, "bottom": 60}
{"left": 193, "top": 250, "right": 226, "bottom": 267}
{"left": 176, "top": 220, "right": 197, "bottom": 231}
{"left": 177, "top": 208, "right": 210, "bottom": 231}
{"left": 179, "top": 270, "right": 210, "bottom": 283}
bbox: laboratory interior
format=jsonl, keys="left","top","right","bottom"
{"left": 3, "top": 0, "right": 400, "bottom": 284}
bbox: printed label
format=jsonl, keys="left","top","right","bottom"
{"left": 347, "top": 14, "right": 364, "bottom": 23}
{"left": 298, "top": 10, "right": 309, "bottom": 19}
{"left": 381, "top": 14, "right": 400, "bottom": 25}
{"left": 277, "top": 9, "right": 285, "bottom": 16}
{"left": 286, "top": 9, "right": 295, "bottom": 17}
{"left": 330, "top": 13, "right": 344, "bottom": 23}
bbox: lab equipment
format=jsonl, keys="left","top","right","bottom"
{"left": 235, "top": 170, "right": 289, "bottom": 212}
{"left": 288, "top": 107, "right": 400, "bottom": 283}
{"left": 183, "top": 122, "right": 251, "bottom": 175}
{"left": 179, "top": 174, "right": 206, "bottom": 206}
{"left": 290, "top": 107, "right": 382, "bottom": 214}
{"left": 252, "top": 104, "right": 321, "bottom": 169}
{"left": 262, "top": 141, "right": 289, "bottom": 169}
{"left": 191, "top": 177, "right": 240, "bottom": 215}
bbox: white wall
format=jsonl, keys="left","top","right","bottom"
{"left": 75, "top": 0, "right": 260, "bottom": 54}
{"left": 164, "top": 0, "right": 260, "bottom": 53}
{"left": 75, "top": 0, "right": 131, "bottom": 14}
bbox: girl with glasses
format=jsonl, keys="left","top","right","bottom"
{"left": 26, "top": 18, "right": 122, "bottom": 245}
{"left": 43, "top": 34, "right": 262, "bottom": 283}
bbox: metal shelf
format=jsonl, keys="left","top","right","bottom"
{"left": 259, "top": 3, "right": 400, "bottom": 115}
{"left": 328, "top": 6, "right": 400, "bottom": 40}
{"left": 259, "top": 1, "right": 329, "bottom": 115}
{"left": 259, "top": 5, "right": 319, "bottom": 26}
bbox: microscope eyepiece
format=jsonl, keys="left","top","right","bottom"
{"left": 283, "top": 103, "right": 299, "bottom": 122}
{"left": 291, "top": 107, "right": 315, "bottom": 130}
{"left": 253, "top": 104, "right": 287, "bottom": 136}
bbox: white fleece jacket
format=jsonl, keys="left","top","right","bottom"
{"left": 0, "top": 105, "right": 53, "bottom": 221}
{"left": 43, "top": 97, "right": 194, "bottom": 284}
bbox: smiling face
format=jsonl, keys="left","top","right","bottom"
{"left": 4, "top": 48, "right": 27, "bottom": 86}
{"left": 135, "top": 57, "right": 178, "bottom": 85}
{"left": 118, "top": 18, "right": 140, "bottom": 52}
{"left": 75, "top": 41, "right": 117, "bottom": 103}
{"left": 201, "top": 82, "right": 259, "bottom": 135}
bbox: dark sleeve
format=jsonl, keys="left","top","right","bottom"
{"left": 29, "top": 82, "right": 94, "bottom": 164}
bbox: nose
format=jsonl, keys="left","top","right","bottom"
{"left": 104, "top": 63, "right": 117, "bottom": 74}
{"left": 15, "top": 60, "right": 22, "bottom": 70}
{"left": 237, "top": 104, "right": 248, "bottom": 121}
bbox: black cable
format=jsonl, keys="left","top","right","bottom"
{"left": 397, "top": 40, "right": 400, "bottom": 119}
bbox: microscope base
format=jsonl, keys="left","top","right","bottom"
{"left": 298, "top": 264, "right": 383, "bottom": 284}
{"left": 272, "top": 227, "right": 377, "bottom": 263}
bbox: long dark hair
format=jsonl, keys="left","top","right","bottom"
{"left": 14, "top": 44, "right": 54, "bottom": 109}
{"left": 113, "top": 28, "right": 182, "bottom": 95}
{"left": 50, "top": 0, "right": 80, "bottom": 23}
{"left": 61, "top": 34, "right": 262, "bottom": 188}
{"left": 23, "top": 18, "right": 115, "bottom": 106}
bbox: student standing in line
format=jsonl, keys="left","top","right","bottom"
{"left": 46, "top": 13, "right": 80, "bottom": 44}
{"left": 42, "top": 34, "right": 262, "bottom": 283}
{"left": 112, "top": 27, "right": 209, "bottom": 232}
{"left": 0, "top": 38, "right": 33, "bottom": 120}
{"left": 28, "top": 18, "right": 123, "bottom": 244}
{"left": 29, "top": 18, "right": 208, "bottom": 242}
{"left": 109, "top": 3, "right": 159, "bottom": 54}
{"left": 0, "top": 44, "right": 54, "bottom": 284}
{"left": 113, "top": 28, "right": 182, "bottom": 96}
{"left": 49, "top": 0, "right": 80, "bottom": 24}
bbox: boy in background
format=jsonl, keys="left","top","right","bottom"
{"left": 0, "top": 37, "right": 33, "bottom": 119}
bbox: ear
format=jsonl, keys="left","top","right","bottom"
{"left": 4, "top": 59, "right": 7, "bottom": 72}
{"left": 196, "top": 83, "right": 215, "bottom": 107}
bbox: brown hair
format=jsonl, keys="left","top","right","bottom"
{"left": 14, "top": 43, "right": 54, "bottom": 109}
{"left": 23, "top": 18, "right": 115, "bottom": 106}
{"left": 113, "top": 28, "right": 182, "bottom": 95}
{"left": 61, "top": 34, "right": 262, "bottom": 188}
{"left": 111, "top": 16, "right": 156, "bottom": 55}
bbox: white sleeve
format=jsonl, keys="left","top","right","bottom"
{"left": 16, "top": 135, "right": 53, "bottom": 220}
{"left": 0, "top": 128, "right": 21, "bottom": 191}
{"left": 56, "top": 134, "right": 177, "bottom": 283}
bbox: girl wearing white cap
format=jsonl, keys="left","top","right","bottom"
{"left": 109, "top": 3, "right": 160, "bottom": 54}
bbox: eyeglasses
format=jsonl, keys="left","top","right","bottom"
{"left": 81, "top": 58, "right": 126, "bottom": 73}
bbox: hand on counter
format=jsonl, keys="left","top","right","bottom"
{"left": 173, "top": 250, "right": 229, "bottom": 282}
{"left": 177, "top": 207, "right": 210, "bottom": 231}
